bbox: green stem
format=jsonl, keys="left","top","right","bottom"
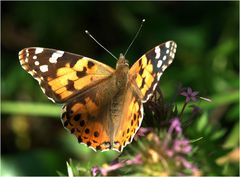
{"left": 1, "top": 90, "right": 238, "bottom": 118}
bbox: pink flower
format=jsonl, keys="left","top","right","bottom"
{"left": 181, "top": 87, "right": 199, "bottom": 103}
{"left": 173, "top": 139, "right": 192, "bottom": 154}
{"left": 134, "top": 127, "right": 152, "bottom": 141}
{"left": 91, "top": 154, "right": 143, "bottom": 176}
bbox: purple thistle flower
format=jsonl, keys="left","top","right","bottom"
{"left": 125, "top": 154, "right": 143, "bottom": 165}
{"left": 163, "top": 117, "right": 182, "bottom": 148}
{"left": 169, "top": 118, "right": 182, "bottom": 134}
{"left": 173, "top": 139, "right": 192, "bottom": 154}
{"left": 181, "top": 87, "right": 199, "bottom": 103}
{"left": 91, "top": 166, "right": 101, "bottom": 177}
{"left": 175, "top": 156, "right": 196, "bottom": 170}
{"left": 134, "top": 127, "right": 152, "bottom": 141}
{"left": 91, "top": 154, "right": 143, "bottom": 176}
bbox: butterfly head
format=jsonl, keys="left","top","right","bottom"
{"left": 116, "top": 53, "right": 129, "bottom": 69}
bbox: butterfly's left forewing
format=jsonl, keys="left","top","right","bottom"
{"left": 129, "top": 41, "right": 177, "bottom": 102}
{"left": 19, "top": 48, "right": 114, "bottom": 103}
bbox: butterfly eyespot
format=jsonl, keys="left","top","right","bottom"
{"left": 80, "top": 120, "right": 85, "bottom": 127}
{"left": 96, "top": 145, "right": 101, "bottom": 150}
{"left": 73, "top": 114, "right": 81, "bottom": 121}
{"left": 71, "top": 128, "right": 75, "bottom": 133}
{"left": 87, "top": 141, "right": 91, "bottom": 146}
{"left": 85, "top": 128, "right": 90, "bottom": 134}
{"left": 133, "top": 114, "right": 137, "bottom": 120}
{"left": 94, "top": 131, "right": 99, "bottom": 137}
{"left": 131, "top": 120, "right": 134, "bottom": 126}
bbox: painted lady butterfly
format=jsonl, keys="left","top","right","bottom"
{"left": 19, "top": 41, "right": 177, "bottom": 152}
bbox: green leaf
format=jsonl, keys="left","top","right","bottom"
{"left": 197, "top": 112, "right": 208, "bottom": 132}
{"left": 224, "top": 122, "right": 239, "bottom": 148}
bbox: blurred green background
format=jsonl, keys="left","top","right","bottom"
{"left": 1, "top": 1, "right": 239, "bottom": 176}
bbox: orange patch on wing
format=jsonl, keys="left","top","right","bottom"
{"left": 59, "top": 90, "right": 73, "bottom": 100}
{"left": 55, "top": 87, "right": 66, "bottom": 94}
{"left": 71, "top": 102, "right": 87, "bottom": 113}
{"left": 142, "top": 69, "right": 154, "bottom": 88}
{"left": 141, "top": 55, "right": 148, "bottom": 68}
{"left": 136, "top": 74, "right": 143, "bottom": 88}
{"left": 65, "top": 63, "right": 71, "bottom": 68}
{"left": 48, "top": 72, "right": 78, "bottom": 91}
{"left": 73, "top": 58, "right": 88, "bottom": 71}
{"left": 85, "top": 97, "right": 98, "bottom": 114}
{"left": 73, "top": 75, "right": 106, "bottom": 90}
{"left": 86, "top": 64, "right": 97, "bottom": 74}
{"left": 145, "top": 63, "right": 153, "bottom": 73}
{"left": 56, "top": 67, "right": 74, "bottom": 77}
{"left": 141, "top": 84, "right": 149, "bottom": 96}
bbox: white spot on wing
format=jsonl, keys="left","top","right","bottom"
{"left": 35, "top": 77, "right": 41, "bottom": 83}
{"left": 162, "top": 65, "right": 167, "bottom": 71}
{"left": 157, "top": 72, "right": 162, "bottom": 80}
{"left": 29, "top": 71, "right": 35, "bottom": 76}
{"left": 26, "top": 49, "right": 29, "bottom": 57}
{"left": 49, "top": 51, "right": 64, "bottom": 63}
{"left": 34, "top": 61, "right": 40, "bottom": 65}
{"left": 22, "top": 65, "right": 27, "bottom": 70}
{"left": 165, "top": 41, "right": 171, "bottom": 48}
{"left": 153, "top": 83, "right": 158, "bottom": 91}
{"left": 33, "top": 55, "right": 37, "bottom": 59}
{"left": 157, "top": 60, "right": 162, "bottom": 68}
{"left": 155, "top": 46, "right": 160, "bottom": 59}
{"left": 163, "top": 55, "right": 167, "bottom": 61}
{"left": 19, "top": 59, "right": 24, "bottom": 65}
{"left": 35, "top": 48, "right": 44, "bottom": 54}
{"left": 40, "top": 65, "right": 48, "bottom": 72}
{"left": 47, "top": 97, "right": 55, "bottom": 103}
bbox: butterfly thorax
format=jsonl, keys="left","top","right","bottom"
{"left": 115, "top": 53, "right": 129, "bottom": 89}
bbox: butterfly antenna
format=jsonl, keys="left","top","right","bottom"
{"left": 85, "top": 30, "right": 118, "bottom": 60}
{"left": 124, "top": 19, "right": 145, "bottom": 57}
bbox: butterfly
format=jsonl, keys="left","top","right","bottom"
{"left": 19, "top": 41, "right": 177, "bottom": 152}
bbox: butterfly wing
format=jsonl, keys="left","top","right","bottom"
{"left": 129, "top": 41, "right": 177, "bottom": 102}
{"left": 19, "top": 47, "right": 114, "bottom": 103}
{"left": 112, "top": 84, "right": 143, "bottom": 152}
{"left": 110, "top": 41, "right": 177, "bottom": 151}
{"left": 61, "top": 73, "right": 120, "bottom": 151}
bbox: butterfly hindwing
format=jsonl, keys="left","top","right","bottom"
{"left": 61, "top": 73, "right": 120, "bottom": 151}
{"left": 19, "top": 47, "right": 114, "bottom": 103}
{"left": 129, "top": 41, "right": 177, "bottom": 102}
{"left": 112, "top": 84, "right": 143, "bottom": 152}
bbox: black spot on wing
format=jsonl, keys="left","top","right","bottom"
{"left": 66, "top": 79, "right": 75, "bottom": 91}
{"left": 140, "top": 77, "right": 146, "bottom": 89}
{"left": 76, "top": 67, "right": 87, "bottom": 77}
{"left": 87, "top": 61, "right": 95, "bottom": 68}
